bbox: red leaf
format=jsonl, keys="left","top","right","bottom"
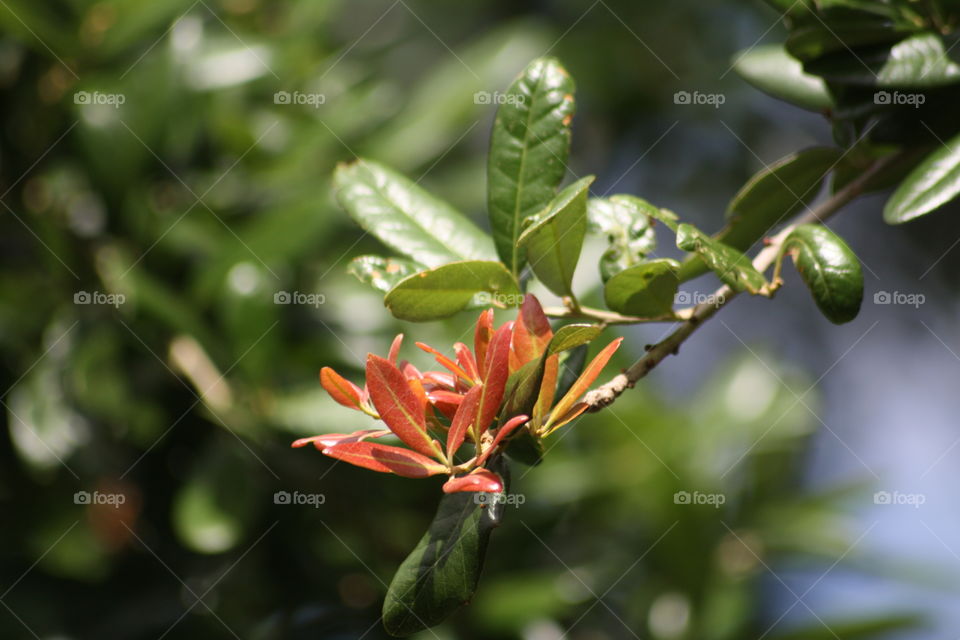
{"left": 477, "top": 414, "right": 529, "bottom": 466}
{"left": 427, "top": 389, "right": 463, "bottom": 420}
{"left": 474, "top": 309, "right": 494, "bottom": 372}
{"left": 476, "top": 322, "right": 512, "bottom": 436}
{"left": 454, "top": 343, "right": 480, "bottom": 382}
{"left": 292, "top": 429, "right": 390, "bottom": 449}
{"left": 322, "top": 441, "right": 447, "bottom": 478}
{"left": 319, "top": 367, "right": 366, "bottom": 412}
{"left": 400, "top": 361, "right": 422, "bottom": 380}
{"left": 546, "top": 337, "right": 623, "bottom": 430}
{"left": 442, "top": 468, "right": 503, "bottom": 494}
{"left": 447, "top": 384, "right": 483, "bottom": 459}
{"left": 422, "top": 371, "right": 456, "bottom": 390}
{"left": 366, "top": 354, "right": 439, "bottom": 459}
{"left": 416, "top": 342, "right": 472, "bottom": 383}
{"left": 511, "top": 295, "right": 553, "bottom": 371}
{"left": 388, "top": 334, "right": 404, "bottom": 364}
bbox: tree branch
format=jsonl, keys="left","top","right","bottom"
{"left": 583, "top": 154, "right": 898, "bottom": 412}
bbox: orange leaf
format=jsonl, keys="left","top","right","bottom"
{"left": 442, "top": 468, "right": 503, "bottom": 494}
{"left": 427, "top": 389, "right": 463, "bottom": 420}
{"left": 474, "top": 309, "right": 494, "bottom": 372}
{"left": 545, "top": 337, "right": 622, "bottom": 430}
{"left": 476, "top": 322, "right": 512, "bottom": 437}
{"left": 447, "top": 384, "right": 483, "bottom": 459}
{"left": 543, "top": 402, "right": 589, "bottom": 435}
{"left": 388, "top": 333, "right": 404, "bottom": 364}
{"left": 511, "top": 295, "right": 553, "bottom": 371}
{"left": 532, "top": 354, "right": 559, "bottom": 427}
{"left": 322, "top": 441, "right": 446, "bottom": 478}
{"left": 292, "top": 429, "right": 391, "bottom": 449}
{"left": 320, "top": 367, "right": 367, "bottom": 412}
{"left": 477, "top": 414, "right": 528, "bottom": 466}
{"left": 416, "top": 342, "right": 472, "bottom": 383}
{"left": 454, "top": 343, "right": 480, "bottom": 381}
{"left": 366, "top": 354, "right": 438, "bottom": 459}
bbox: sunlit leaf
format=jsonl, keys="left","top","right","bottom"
{"left": 780, "top": 224, "right": 863, "bottom": 324}
{"left": 385, "top": 261, "right": 520, "bottom": 322}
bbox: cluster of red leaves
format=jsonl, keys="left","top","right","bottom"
{"left": 293, "top": 295, "right": 621, "bottom": 494}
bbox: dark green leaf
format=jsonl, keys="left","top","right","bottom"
{"left": 384, "top": 261, "right": 520, "bottom": 322}
{"left": 505, "top": 430, "right": 544, "bottom": 466}
{"left": 487, "top": 57, "right": 575, "bottom": 275}
{"left": 676, "top": 224, "right": 768, "bottom": 293}
{"left": 588, "top": 195, "right": 658, "bottom": 280}
{"left": 547, "top": 324, "right": 602, "bottom": 355}
{"left": 501, "top": 358, "right": 546, "bottom": 419}
{"left": 604, "top": 259, "right": 682, "bottom": 317}
{"left": 555, "top": 344, "right": 588, "bottom": 402}
{"left": 733, "top": 44, "right": 834, "bottom": 111}
{"left": 781, "top": 224, "right": 863, "bottom": 324}
{"left": 383, "top": 457, "right": 510, "bottom": 636}
{"left": 334, "top": 159, "right": 496, "bottom": 268}
{"left": 884, "top": 131, "right": 960, "bottom": 223}
{"left": 348, "top": 255, "right": 423, "bottom": 294}
{"left": 518, "top": 176, "right": 593, "bottom": 297}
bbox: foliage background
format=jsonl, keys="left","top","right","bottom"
{"left": 1, "top": 0, "right": 959, "bottom": 638}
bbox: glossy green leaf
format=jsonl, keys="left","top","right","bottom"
{"left": 334, "top": 159, "right": 495, "bottom": 268}
{"left": 588, "top": 195, "right": 658, "bottom": 280}
{"left": 384, "top": 261, "right": 520, "bottom": 322}
{"left": 806, "top": 32, "right": 960, "bottom": 88}
{"left": 383, "top": 457, "right": 509, "bottom": 636}
{"left": 679, "top": 148, "right": 840, "bottom": 282}
{"left": 518, "top": 176, "right": 593, "bottom": 297}
{"left": 733, "top": 44, "right": 834, "bottom": 111}
{"left": 786, "top": 16, "right": 912, "bottom": 62}
{"left": 348, "top": 255, "right": 423, "bottom": 294}
{"left": 488, "top": 57, "right": 575, "bottom": 275}
{"left": 884, "top": 131, "right": 960, "bottom": 223}
{"left": 555, "top": 344, "right": 587, "bottom": 403}
{"left": 547, "top": 324, "right": 602, "bottom": 355}
{"left": 676, "top": 224, "right": 768, "bottom": 293}
{"left": 781, "top": 224, "right": 863, "bottom": 324}
{"left": 604, "top": 258, "right": 682, "bottom": 317}
{"left": 501, "top": 357, "right": 546, "bottom": 420}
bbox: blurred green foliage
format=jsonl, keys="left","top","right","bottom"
{"left": 0, "top": 1, "right": 927, "bottom": 638}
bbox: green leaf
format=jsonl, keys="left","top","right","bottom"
{"left": 487, "top": 57, "right": 576, "bottom": 275}
{"left": 517, "top": 176, "right": 593, "bottom": 297}
{"left": 384, "top": 261, "right": 520, "bottom": 322}
{"left": 348, "top": 255, "right": 424, "bottom": 294}
{"left": 547, "top": 324, "right": 602, "bottom": 355}
{"left": 786, "top": 15, "right": 912, "bottom": 62}
{"left": 383, "top": 457, "right": 510, "bottom": 636}
{"left": 604, "top": 259, "right": 682, "bottom": 317}
{"left": 733, "top": 44, "right": 834, "bottom": 111}
{"left": 555, "top": 344, "right": 587, "bottom": 402}
{"left": 587, "top": 195, "right": 658, "bottom": 281}
{"left": 334, "top": 159, "right": 496, "bottom": 268}
{"left": 678, "top": 148, "right": 840, "bottom": 282}
{"left": 780, "top": 224, "right": 863, "bottom": 324}
{"left": 676, "top": 224, "right": 768, "bottom": 294}
{"left": 501, "top": 357, "right": 546, "bottom": 419}
{"left": 884, "top": 131, "right": 960, "bottom": 223}
{"left": 805, "top": 32, "right": 960, "bottom": 88}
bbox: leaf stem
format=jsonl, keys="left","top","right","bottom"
{"left": 583, "top": 152, "right": 901, "bottom": 412}
{"left": 544, "top": 304, "right": 682, "bottom": 325}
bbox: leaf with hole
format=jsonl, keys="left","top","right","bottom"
{"left": 676, "top": 224, "right": 768, "bottom": 293}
